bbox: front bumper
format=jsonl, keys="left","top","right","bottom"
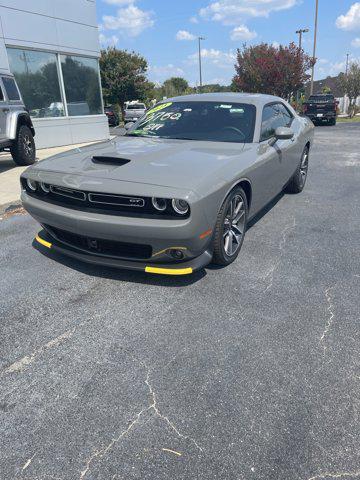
{"left": 22, "top": 191, "right": 214, "bottom": 275}
{"left": 35, "top": 230, "right": 212, "bottom": 275}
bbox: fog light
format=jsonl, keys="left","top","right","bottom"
{"left": 172, "top": 198, "right": 189, "bottom": 215}
{"left": 40, "top": 182, "right": 50, "bottom": 193}
{"left": 169, "top": 249, "right": 184, "bottom": 260}
{"left": 152, "top": 197, "right": 167, "bottom": 211}
{"left": 26, "top": 178, "right": 37, "bottom": 191}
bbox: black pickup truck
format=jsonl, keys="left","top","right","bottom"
{"left": 303, "top": 94, "right": 337, "bottom": 125}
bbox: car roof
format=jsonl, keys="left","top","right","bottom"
{"left": 166, "top": 92, "right": 286, "bottom": 107}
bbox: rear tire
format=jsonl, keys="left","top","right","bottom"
{"left": 330, "top": 118, "right": 336, "bottom": 126}
{"left": 10, "top": 125, "right": 36, "bottom": 166}
{"left": 212, "top": 186, "right": 248, "bottom": 266}
{"left": 285, "top": 146, "right": 309, "bottom": 194}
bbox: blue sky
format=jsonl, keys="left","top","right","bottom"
{"left": 97, "top": 1, "right": 360, "bottom": 86}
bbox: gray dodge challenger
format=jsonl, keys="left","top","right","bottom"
{"left": 21, "top": 93, "right": 314, "bottom": 275}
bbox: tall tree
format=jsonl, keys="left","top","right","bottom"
{"left": 99, "top": 48, "right": 153, "bottom": 114}
{"left": 338, "top": 61, "right": 360, "bottom": 117}
{"left": 162, "top": 77, "right": 189, "bottom": 97}
{"left": 232, "top": 42, "right": 314, "bottom": 99}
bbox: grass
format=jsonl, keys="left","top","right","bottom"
{"left": 337, "top": 115, "right": 360, "bottom": 123}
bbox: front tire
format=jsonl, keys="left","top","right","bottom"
{"left": 285, "top": 146, "right": 309, "bottom": 194}
{"left": 10, "top": 125, "right": 36, "bottom": 166}
{"left": 212, "top": 186, "right": 248, "bottom": 266}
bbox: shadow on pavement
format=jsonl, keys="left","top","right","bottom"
{"left": 32, "top": 240, "right": 206, "bottom": 287}
{"left": 0, "top": 157, "right": 16, "bottom": 174}
{"left": 31, "top": 190, "right": 286, "bottom": 282}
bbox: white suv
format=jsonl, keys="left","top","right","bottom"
{"left": 0, "top": 74, "right": 36, "bottom": 166}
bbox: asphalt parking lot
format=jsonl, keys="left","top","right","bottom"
{"left": 1, "top": 123, "right": 359, "bottom": 480}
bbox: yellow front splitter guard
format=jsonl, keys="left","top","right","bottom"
{"left": 35, "top": 234, "right": 193, "bottom": 275}
{"left": 35, "top": 235, "right": 52, "bottom": 249}
{"left": 145, "top": 266, "right": 193, "bottom": 276}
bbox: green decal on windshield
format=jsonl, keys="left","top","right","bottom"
{"left": 147, "top": 102, "right": 173, "bottom": 115}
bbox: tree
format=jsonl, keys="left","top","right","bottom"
{"left": 162, "top": 77, "right": 189, "bottom": 97}
{"left": 338, "top": 61, "right": 360, "bottom": 117}
{"left": 99, "top": 48, "right": 154, "bottom": 115}
{"left": 232, "top": 42, "right": 314, "bottom": 99}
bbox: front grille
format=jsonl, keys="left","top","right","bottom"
{"left": 21, "top": 179, "right": 190, "bottom": 219}
{"left": 45, "top": 225, "right": 152, "bottom": 260}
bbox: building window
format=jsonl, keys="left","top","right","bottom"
{"left": 60, "top": 55, "right": 102, "bottom": 116}
{"left": 7, "top": 48, "right": 65, "bottom": 118}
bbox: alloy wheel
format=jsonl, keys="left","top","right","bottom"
{"left": 223, "top": 194, "right": 246, "bottom": 257}
{"left": 23, "top": 135, "right": 33, "bottom": 156}
{"left": 299, "top": 150, "right": 309, "bottom": 187}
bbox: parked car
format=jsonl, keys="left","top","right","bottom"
{"left": 303, "top": 93, "right": 337, "bottom": 125}
{"left": 21, "top": 93, "right": 314, "bottom": 275}
{"left": 124, "top": 101, "right": 146, "bottom": 124}
{"left": 104, "top": 106, "right": 119, "bottom": 127}
{"left": 0, "top": 73, "right": 36, "bottom": 166}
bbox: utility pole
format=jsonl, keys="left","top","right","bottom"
{"left": 198, "top": 36, "right": 205, "bottom": 92}
{"left": 345, "top": 53, "right": 350, "bottom": 77}
{"left": 310, "top": 0, "right": 319, "bottom": 95}
{"left": 295, "top": 28, "right": 309, "bottom": 50}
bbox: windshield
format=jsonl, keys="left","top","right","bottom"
{"left": 127, "top": 104, "right": 145, "bottom": 110}
{"left": 126, "top": 101, "right": 256, "bottom": 143}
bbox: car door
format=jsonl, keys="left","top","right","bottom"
{"left": 260, "top": 102, "right": 298, "bottom": 191}
{"left": 0, "top": 79, "right": 7, "bottom": 142}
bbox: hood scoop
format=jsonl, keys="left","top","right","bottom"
{"left": 92, "top": 156, "right": 131, "bottom": 166}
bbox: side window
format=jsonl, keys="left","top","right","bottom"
{"left": 260, "top": 103, "right": 293, "bottom": 141}
{"left": 2, "top": 77, "right": 20, "bottom": 101}
{"left": 0, "top": 84, "right": 4, "bottom": 101}
{"left": 277, "top": 103, "right": 293, "bottom": 127}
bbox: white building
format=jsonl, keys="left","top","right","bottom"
{"left": 0, "top": 0, "right": 109, "bottom": 148}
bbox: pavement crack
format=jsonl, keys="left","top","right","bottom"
{"left": 79, "top": 360, "right": 202, "bottom": 479}
{"left": 262, "top": 217, "right": 296, "bottom": 292}
{"left": 79, "top": 406, "right": 151, "bottom": 479}
{"left": 1, "top": 329, "right": 75, "bottom": 375}
{"left": 308, "top": 470, "right": 360, "bottom": 479}
{"left": 143, "top": 361, "right": 203, "bottom": 453}
{"left": 319, "top": 287, "right": 335, "bottom": 354}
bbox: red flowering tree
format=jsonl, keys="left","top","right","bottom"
{"left": 232, "top": 42, "right": 314, "bottom": 99}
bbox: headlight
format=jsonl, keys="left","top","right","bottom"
{"left": 40, "top": 182, "right": 50, "bottom": 193}
{"left": 26, "top": 178, "right": 37, "bottom": 191}
{"left": 172, "top": 198, "right": 189, "bottom": 215}
{"left": 152, "top": 197, "right": 167, "bottom": 211}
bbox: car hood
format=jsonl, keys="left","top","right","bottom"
{"left": 31, "top": 136, "right": 246, "bottom": 191}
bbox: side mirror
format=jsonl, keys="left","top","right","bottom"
{"left": 269, "top": 127, "right": 294, "bottom": 146}
{"left": 125, "top": 122, "right": 135, "bottom": 130}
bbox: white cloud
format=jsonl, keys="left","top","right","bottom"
{"left": 148, "top": 64, "right": 185, "bottom": 82}
{"left": 199, "top": 0, "right": 298, "bottom": 26}
{"left": 190, "top": 16, "right": 199, "bottom": 24}
{"left": 272, "top": 41, "right": 280, "bottom": 48}
{"left": 176, "top": 30, "right": 196, "bottom": 41}
{"left": 102, "top": 4, "right": 154, "bottom": 37}
{"left": 230, "top": 25, "right": 257, "bottom": 40}
{"left": 336, "top": 2, "right": 360, "bottom": 31}
{"left": 188, "top": 48, "right": 236, "bottom": 69}
{"left": 351, "top": 37, "right": 360, "bottom": 47}
{"left": 99, "top": 33, "right": 119, "bottom": 47}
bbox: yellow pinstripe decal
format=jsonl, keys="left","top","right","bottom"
{"left": 145, "top": 266, "right": 193, "bottom": 275}
{"left": 35, "top": 235, "right": 52, "bottom": 249}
